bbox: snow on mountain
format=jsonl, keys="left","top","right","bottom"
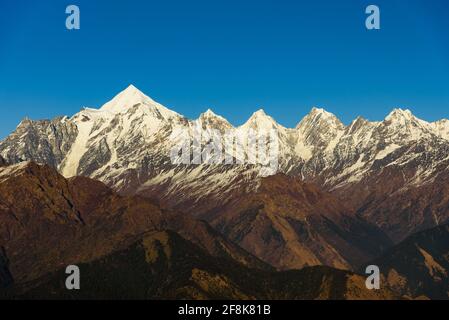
{"left": 1, "top": 85, "right": 449, "bottom": 219}
{"left": 381, "top": 108, "right": 436, "bottom": 142}
{"left": 198, "top": 109, "right": 231, "bottom": 125}
{"left": 100, "top": 84, "right": 180, "bottom": 120}
{"left": 194, "top": 109, "right": 233, "bottom": 134}
{"left": 241, "top": 109, "right": 279, "bottom": 131}
{"left": 295, "top": 107, "right": 345, "bottom": 156}
{"left": 432, "top": 119, "right": 449, "bottom": 140}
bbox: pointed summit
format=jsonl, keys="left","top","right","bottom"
{"left": 200, "top": 108, "right": 219, "bottom": 118}
{"left": 308, "top": 107, "right": 340, "bottom": 120}
{"left": 198, "top": 108, "right": 232, "bottom": 129}
{"left": 98, "top": 85, "right": 180, "bottom": 120}
{"left": 310, "top": 107, "right": 332, "bottom": 116}
{"left": 247, "top": 109, "right": 271, "bottom": 122}
{"left": 346, "top": 116, "right": 371, "bottom": 134}
{"left": 384, "top": 108, "right": 429, "bottom": 127}
{"left": 295, "top": 107, "right": 345, "bottom": 152}
{"left": 120, "top": 84, "right": 146, "bottom": 97}
{"left": 253, "top": 109, "right": 267, "bottom": 117}
{"left": 199, "top": 108, "right": 227, "bottom": 121}
{"left": 382, "top": 108, "right": 435, "bottom": 141}
{"left": 125, "top": 84, "right": 139, "bottom": 91}
{"left": 385, "top": 108, "right": 415, "bottom": 122}
{"left": 296, "top": 107, "right": 344, "bottom": 130}
{"left": 100, "top": 85, "right": 155, "bottom": 113}
{"left": 242, "top": 109, "right": 279, "bottom": 131}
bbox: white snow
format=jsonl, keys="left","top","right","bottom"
{"left": 241, "top": 109, "right": 279, "bottom": 131}
{"left": 100, "top": 84, "right": 180, "bottom": 121}
{"left": 431, "top": 119, "right": 449, "bottom": 140}
{"left": 294, "top": 139, "right": 313, "bottom": 161}
{"left": 4, "top": 82, "right": 449, "bottom": 205}
{"left": 60, "top": 116, "right": 94, "bottom": 177}
{"left": 375, "top": 144, "right": 401, "bottom": 160}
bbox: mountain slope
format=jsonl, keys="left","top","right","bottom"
{"left": 298, "top": 109, "right": 449, "bottom": 241}
{"left": 362, "top": 223, "right": 449, "bottom": 300}
{"left": 13, "top": 230, "right": 397, "bottom": 300}
{"left": 206, "top": 174, "right": 391, "bottom": 270}
{"left": 0, "top": 156, "right": 7, "bottom": 167}
{"left": 0, "top": 162, "right": 398, "bottom": 300}
{"left": 0, "top": 247, "right": 13, "bottom": 289}
{"left": 349, "top": 166, "right": 449, "bottom": 242}
{"left": 0, "top": 161, "right": 267, "bottom": 287}
{"left": 2, "top": 85, "right": 449, "bottom": 264}
{"left": 0, "top": 161, "right": 166, "bottom": 284}
{"left": 0, "top": 117, "right": 77, "bottom": 168}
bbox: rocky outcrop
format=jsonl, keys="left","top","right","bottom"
{"left": 0, "top": 117, "right": 77, "bottom": 168}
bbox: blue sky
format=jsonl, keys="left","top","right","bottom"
{"left": 0, "top": 0, "right": 449, "bottom": 138}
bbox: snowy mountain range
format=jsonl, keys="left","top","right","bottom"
{"left": 1, "top": 84, "right": 449, "bottom": 243}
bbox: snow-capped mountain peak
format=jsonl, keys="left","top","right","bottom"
{"left": 99, "top": 85, "right": 180, "bottom": 121}
{"left": 382, "top": 108, "right": 435, "bottom": 142}
{"left": 310, "top": 107, "right": 333, "bottom": 117}
{"left": 202, "top": 108, "right": 217, "bottom": 117}
{"left": 199, "top": 109, "right": 226, "bottom": 121}
{"left": 197, "top": 109, "right": 233, "bottom": 130}
{"left": 384, "top": 108, "right": 432, "bottom": 129}
{"left": 2, "top": 85, "right": 449, "bottom": 219}
{"left": 252, "top": 109, "right": 267, "bottom": 117}
{"left": 296, "top": 107, "right": 344, "bottom": 130}
{"left": 241, "top": 109, "right": 279, "bottom": 131}
{"left": 100, "top": 85, "right": 153, "bottom": 112}
{"left": 385, "top": 108, "right": 417, "bottom": 123}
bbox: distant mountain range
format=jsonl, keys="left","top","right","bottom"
{"left": 1, "top": 85, "right": 449, "bottom": 299}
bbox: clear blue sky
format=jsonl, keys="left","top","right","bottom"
{"left": 1, "top": 0, "right": 449, "bottom": 138}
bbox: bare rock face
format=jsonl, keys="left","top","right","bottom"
{"left": 0, "top": 117, "right": 78, "bottom": 168}
{"left": 0, "top": 157, "right": 6, "bottom": 167}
